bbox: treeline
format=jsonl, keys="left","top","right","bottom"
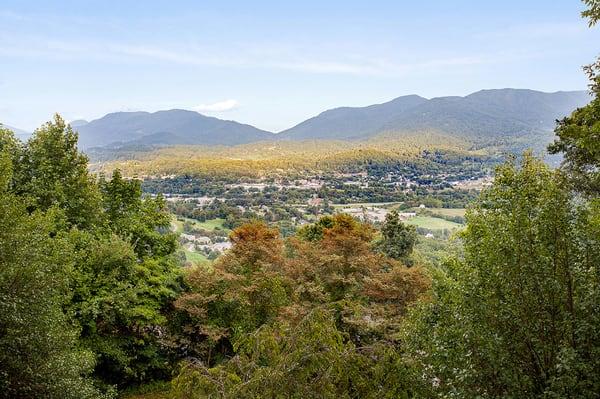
{"left": 0, "top": 117, "right": 184, "bottom": 398}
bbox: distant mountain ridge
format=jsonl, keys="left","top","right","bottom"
{"left": 276, "top": 94, "right": 429, "bottom": 140}
{"left": 279, "top": 89, "right": 590, "bottom": 144}
{"left": 75, "top": 109, "right": 274, "bottom": 149}
{"left": 4, "top": 89, "right": 591, "bottom": 150}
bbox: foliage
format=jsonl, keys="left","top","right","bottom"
{"left": 100, "top": 169, "right": 177, "bottom": 258}
{"left": 582, "top": 0, "right": 600, "bottom": 27}
{"left": 173, "top": 222, "right": 291, "bottom": 363}
{"left": 402, "top": 155, "right": 600, "bottom": 398}
{"left": 171, "top": 309, "right": 421, "bottom": 399}
{"left": 68, "top": 231, "right": 183, "bottom": 387}
{"left": 548, "top": 96, "right": 600, "bottom": 194}
{"left": 1, "top": 116, "right": 184, "bottom": 393}
{"left": 0, "top": 184, "right": 106, "bottom": 398}
{"left": 15, "top": 114, "right": 102, "bottom": 228}
{"left": 549, "top": 0, "right": 600, "bottom": 195}
{"left": 171, "top": 215, "right": 430, "bottom": 397}
{"left": 376, "top": 209, "right": 418, "bottom": 261}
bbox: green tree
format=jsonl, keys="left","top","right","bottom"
{"left": 403, "top": 155, "right": 600, "bottom": 397}
{"left": 0, "top": 160, "right": 105, "bottom": 398}
{"left": 16, "top": 114, "right": 101, "bottom": 228}
{"left": 376, "top": 209, "right": 418, "bottom": 261}
{"left": 100, "top": 169, "right": 177, "bottom": 258}
{"left": 582, "top": 0, "right": 600, "bottom": 27}
{"left": 172, "top": 310, "right": 421, "bottom": 399}
{"left": 548, "top": 0, "right": 600, "bottom": 195}
{"left": 68, "top": 231, "right": 183, "bottom": 388}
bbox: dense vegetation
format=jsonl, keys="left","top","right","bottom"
{"left": 1, "top": 3, "right": 599, "bottom": 398}
{"left": 0, "top": 117, "right": 183, "bottom": 398}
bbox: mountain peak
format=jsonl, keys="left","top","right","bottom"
{"left": 76, "top": 109, "right": 273, "bottom": 149}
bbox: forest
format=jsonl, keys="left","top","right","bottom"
{"left": 1, "top": 2, "right": 600, "bottom": 398}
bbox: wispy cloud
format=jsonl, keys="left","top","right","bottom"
{"left": 0, "top": 31, "right": 534, "bottom": 78}
{"left": 194, "top": 99, "right": 239, "bottom": 112}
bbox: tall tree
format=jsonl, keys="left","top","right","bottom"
{"left": 0, "top": 152, "right": 104, "bottom": 398}
{"left": 100, "top": 169, "right": 177, "bottom": 258}
{"left": 548, "top": 0, "right": 600, "bottom": 195}
{"left": 17, "top": 114, "right": 101, "bottom": 228}
{"left": 403, "top": 155, "right": 600, "bottom": 397}
{"left": 376, "top": 209, "right": 418, "bottom": 261}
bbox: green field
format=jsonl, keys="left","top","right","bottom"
{"left": 195, "top": 218, "right": 227, "bottom": 230}
{"left": 425, "top": 208, "right": 466, "bottom": 217}
{"left": 171, "top": 217, "right": 229, "bottom": 233}
{"left": 405, "top": 216, "right": 462, "bottom": 230}
{"left": 183, "top": 249, "right": 209, "bottom": 264}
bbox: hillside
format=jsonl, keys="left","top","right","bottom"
{"left": 276, "top": 94, "right": 429, "bottom": 140}
{"left": 75, "top": 109, "right": 274, "bottom": 149}
{"left": 89, "top": 132, "right": 482, "bottom": 178}
{"left": 52, "top": 88, "right": 592, "bottom": 152}
{"left": 279, "top": 89, "right": 590, "bottom": 146}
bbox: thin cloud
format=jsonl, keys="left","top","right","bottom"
{"left": 194, "top": 99, "right": 239, "bottom": 112}
{"left": 0, "top": 33, "right": 530, "bottom": 78}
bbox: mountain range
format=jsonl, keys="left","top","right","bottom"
{"left": 2, "top": 89, "right": 591, "bottom": 150}
{"left": 278, "top": 89, "right": 590, "bottom": 143}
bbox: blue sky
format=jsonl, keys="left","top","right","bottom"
{"left": 1, "top": 1, "right": 599, "bottom": 132}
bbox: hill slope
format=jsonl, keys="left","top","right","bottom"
{"left": 279, "top": 89, "right": 590, "bottom": 144}
{"left": 75, "top": 109, "right": 274, "bottom": 149}
{"left": 277, "top": 95, "right": 428, "bottom": 140}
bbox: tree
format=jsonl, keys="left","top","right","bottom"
{"left": 172, "top": 216, "right": 430, "bottom": 397}
{"left": 172, "top": 309, "right": 422, "bottom": 399}
{"left": 547, "top": 87, "right": 600, "bottom": 195}
{"left": 376, "top": 209, "right": 418, "bottom": 261}
{"left": 582, "top": 0, "right": 600, "bottom": 27}
{"left": 0, "top": 169, "right": 105, "bottom": 398}
{"left": 100, "top": 169, "right": 177, "bottom": 258}
{"left": 174, "top": 222, "right": 291, "bottom": 363}
{"left": 68, "top": 231, "right": 183, "bottom": 388}
{"left": 403, "top": 155, "right": 600, "bottom": 397}
{"left": 16, "top": 114, "right": 101, "bottom": 228}
{"left": 548, "top": 0, "right": 600, "bottom": 195}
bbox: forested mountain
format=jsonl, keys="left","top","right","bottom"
{"left": 279, "top": 89, "right": 590, "bottom": 144}
{"left": 75, "top": 109, "right": 274, "bottom": 148}
{"left": 277, "top": 94, "right": 429, "bottom": 140}
{"left": 58, "top": 88, "right": 591, "bottom": 151}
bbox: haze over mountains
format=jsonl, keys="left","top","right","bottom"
{"left": 3, "top": 89, "right": 590, "bottom": 150}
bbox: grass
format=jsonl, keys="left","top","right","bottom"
{"left": 405, "top": 216, "right": 462, "bottom": 230}
{"left": 194, "top": 218, "right": 227, "bottom": 231}
{"left": 184, "top": 249, "right": 209, "bottom": 264}
{"left": 423, "top": 208, "right": 466, "bottom": 217}
{"left": 171, "top": 216, "right": 229, "bottom": 233}
{"left": 171, "top": 218, "right": 184, "bottom": 233}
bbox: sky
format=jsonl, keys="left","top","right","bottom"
{"left": 1, "top": 1, "right": 599, "bottom": 132}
